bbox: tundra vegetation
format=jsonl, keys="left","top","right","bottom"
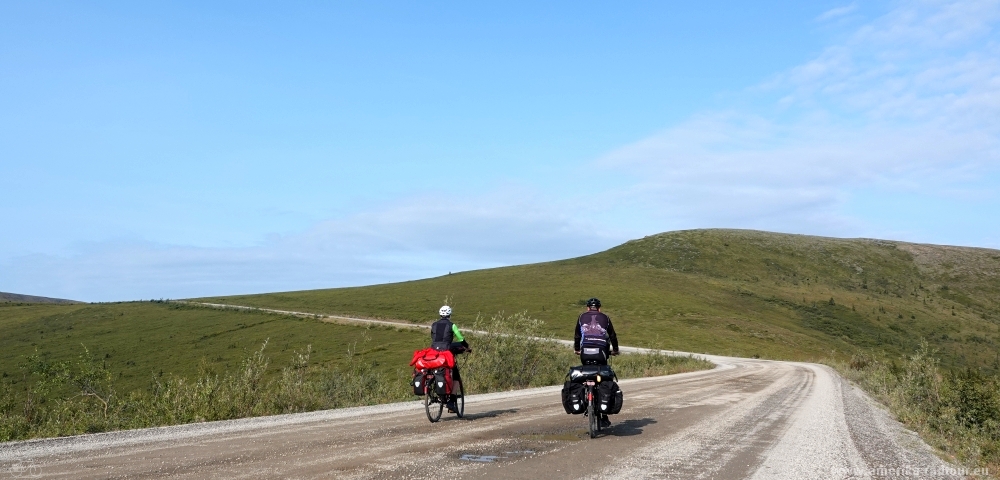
{"left": 5, "top": 229, "right": 1000, "bottom": 470}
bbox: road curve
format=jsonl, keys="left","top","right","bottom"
{"left": 0, "top": 354, "right": 964, "bottom": 479}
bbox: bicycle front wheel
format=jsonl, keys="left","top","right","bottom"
{"left": 454, "top": 380, "right": 465, "bottom": 418}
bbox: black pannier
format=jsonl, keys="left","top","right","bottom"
{"left": 411, "top": 371, "right": 425, "bottom": 396}
{"left": 567, "top": 364, "right": 615, "bottom": 384}
{"left": 433, "top": 368, "right": 450, "bottom": 396}
{"left": 597, "top": 381, "right": 623, "bottom": 415}
{"left": 610, "top": 383, "right": 623, "bottom": 414}
{"left": 561, "top": 381, "right": 586, "bottom": 414}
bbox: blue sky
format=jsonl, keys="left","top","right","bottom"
{"left": 2, "top": 1, "right": 999, "bottom": 301}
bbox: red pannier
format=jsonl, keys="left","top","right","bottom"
{"left": 410, "top": 348, "right": 454, "bottom": 370}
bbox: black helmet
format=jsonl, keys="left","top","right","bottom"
{"left": 586, "top": 297, "right": 601, "bottom": 308}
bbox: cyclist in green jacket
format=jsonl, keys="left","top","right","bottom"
{"left": 430, "top": 305, "right": 470, "bottom": 412}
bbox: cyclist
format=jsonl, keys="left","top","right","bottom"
{"left": 430, "top": 305, "right": 470, "bottom": 412}
{"left": 573, "top": 297, "right": 619, "bottom": 428}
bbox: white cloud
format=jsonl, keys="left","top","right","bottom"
{"left": 600, "top": 0, "right": 1000, "bottom": 238}
{"left": 772, "top": 1, "right": 1000, "bottom": 125}
{"left": 816, "top": 3, "right": 858, "bottom": 22}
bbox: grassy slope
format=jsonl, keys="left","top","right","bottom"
{"left": 0, "top": 301, "right": 427, "bottom": 395}
{"left": 1, "top": 292, "right": 80, "bottom": 304}
{"left": 201, "top": 229, "right": 1000, "bottom": 369}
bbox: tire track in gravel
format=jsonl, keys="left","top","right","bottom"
{"left": 585, "top": 362, "right": 812, "bottom": 480}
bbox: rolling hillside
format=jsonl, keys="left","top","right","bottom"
{"left": 1, "top": 292, "right": 80, "bottom": 304}
{"left": 202, "top": 229, "right": 1000, "bottom": 369}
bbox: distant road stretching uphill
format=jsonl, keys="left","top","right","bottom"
{"left": 0, "top": 306, "right": 966, "bottom": 479}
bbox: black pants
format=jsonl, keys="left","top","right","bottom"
{"left": 448, "top": 343, "right": 466, "bottom": 384}
{"left": 579, "top": 345, "right": 609, "bottom": 365}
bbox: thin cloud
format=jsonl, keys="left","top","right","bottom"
{"left": 600, "top": 0, "right": 1000, "bottom": 239}
{"left": 816, "top": 3, "right": 858, "bottom": 22}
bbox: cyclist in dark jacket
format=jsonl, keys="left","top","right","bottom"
{"left": 573, "top": 297, "right": 618, "bottom": 429}
{"left": 573, "top": 297, "right": 619, "bottom": 365}
{"left": 430, "top": 305, "right": 470, "bottom": 412}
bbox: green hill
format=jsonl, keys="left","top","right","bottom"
{"left": 202, "top": 229, "right": 1000, "bottom": 369}
{"left": 1, "top": 292, "right": 80, "bottom": 304}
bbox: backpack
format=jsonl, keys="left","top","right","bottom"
{"left": 561, "top": 381, "right": 587, "bottom": 414}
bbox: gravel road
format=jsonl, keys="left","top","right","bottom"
{"left": 0, "top": 353, "right": 969, "bottom": 479}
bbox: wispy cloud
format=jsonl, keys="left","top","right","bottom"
{"left": 816, "top": 3, "right": 858, "bottom": 22}
{"left": 601, "top": 0, "right": 1000, "bottom": 238}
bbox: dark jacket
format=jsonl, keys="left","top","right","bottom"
{"left": 573, "top": 309, "right": 619, "bottom": 352}
{"left": 430, "top": 317, "right": 467, "bottom": 352}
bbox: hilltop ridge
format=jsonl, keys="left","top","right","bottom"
{"left": 0, "top": 291, "right": 80, "bottom": 304}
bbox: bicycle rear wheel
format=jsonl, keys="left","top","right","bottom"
{"left": 425, "top": 391, "right": 443, "bottom": 423}
{"left": 587, "top": 388, "right": 597, "bottom": 438}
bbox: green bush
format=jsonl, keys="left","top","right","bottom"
{"left": 0, "top": 337, "right": 409, "bottom": 441}
{"left": 614, "top": 350, "right": 712, "bottom": 379}
{"left": 837, "top": 343, "right": 1000, "bottom": 472}
{"left": 461, "top": 312, "right": 713, "bottom": 391}
{"left": 462, "top": 312, "right": 577, "bottom": 392}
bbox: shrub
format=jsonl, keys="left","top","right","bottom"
{"left": 615, "top": 350, "right": 711, "bottom": 379}
{"left": 461, "top": 312, "right": 713, "bottom": 391}
{"left": 462, "top": 312, "right": 577, "bottom": 392}
{"left": 835, "top": 343, "right": 1000, "bottom": 472}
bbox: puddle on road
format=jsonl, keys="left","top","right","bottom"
{"left": 454, "top": 438, "right": 553, "bottom": 464}
{"left": 458, "top": 450, "right": 535, "bottom": 463}
{"left": 459, "top": 454, "right": 500, "bottom": 463}
{"left": 520, "top": 431, "right": 586, "bottom": 442}
{"left": 518, "top": 424, "right": 593, "bottom": 442}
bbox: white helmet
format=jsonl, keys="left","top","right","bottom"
{"left": 439, "top": 305, "right": 452, "bottom": 317}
